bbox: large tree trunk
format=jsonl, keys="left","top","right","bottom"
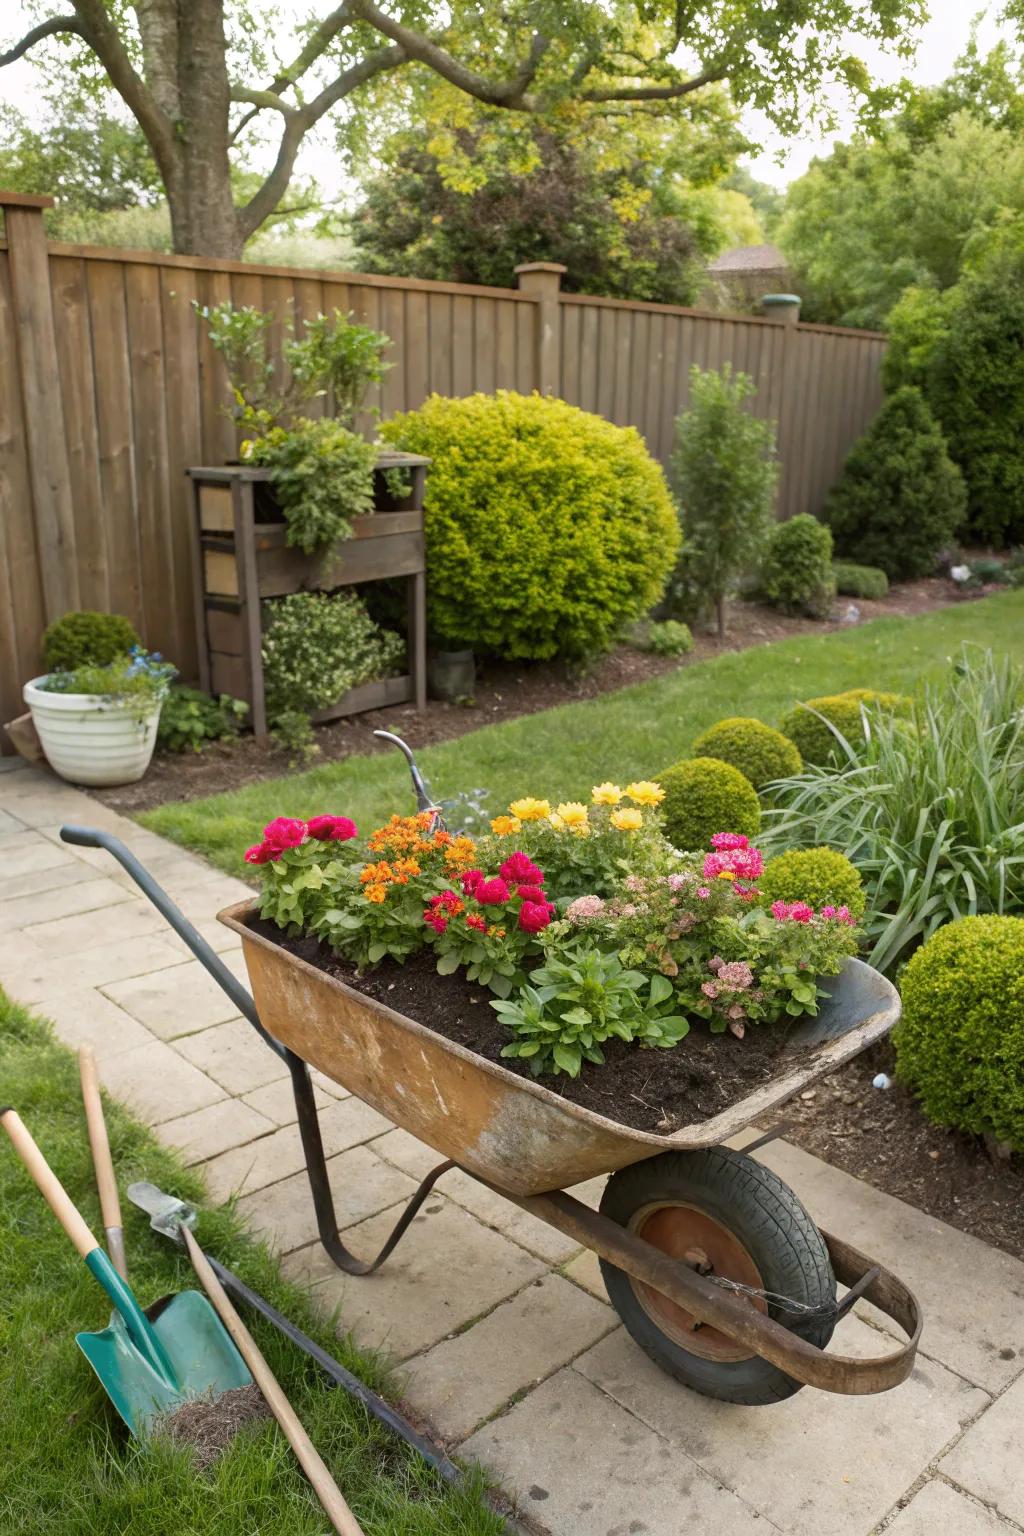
{"left": 172, "top": 0, "right": 239, "bottom": 256}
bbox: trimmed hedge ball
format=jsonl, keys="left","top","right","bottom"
{"left": 656, "top": 757, "right": 761, "bottom": 851}
{"left": 895, "top": 915, "right": 1024, "bottom": 1153}
{"left": 832, "top": 561, "right": 890, "bottom": 600}
{"left": 381, "top": 390, "right": 680, "bottom": 661}
{"left": 758, "top": 847, "right": 866, "bottom": 918}
{"left": 691, "top": 717, "right": 802, "bottom": 791}
{"left": 779, "top": 688, "right": 912, "bottom": 766}
{"left": 42, "top": 610, "right": 140, "bottom": 673}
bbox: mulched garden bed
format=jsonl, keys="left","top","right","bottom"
{"left": 252, "top": 919, "right": 815, "bottom": 1135}
{"left": 90, "top": 580, "right": 967, "bottom": 816}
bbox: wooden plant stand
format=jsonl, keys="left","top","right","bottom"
{"left": 187, "top": 452, "right": 429, "bottom": 742}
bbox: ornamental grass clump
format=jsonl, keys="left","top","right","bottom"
{"left": 779, "top": 688, "right": 912, "bottom": 766}
{"left": 691, "top": 717, "right": 801, "bottom": 791}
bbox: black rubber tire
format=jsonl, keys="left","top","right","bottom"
{"left": 598, "top": 1147, "right": 836, "bottom": 1405}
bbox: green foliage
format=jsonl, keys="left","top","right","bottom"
{"left": 758, "top": 847, "right": 866, "bottom": 917}
{"left": 382, "top": 391, "right": 678, "bottom": 660}
{"left": 246, "top": 419, "right": 377, "bottom": 555}
{"left": 261, "top": 592, "right": 404, "bottom": 723}
{"left": 884, "top": 224, "right": 1024, "bottom": 545}
{"left": 779, "top": 688, "right": 911, "bottom": 766}
{"left": 656, "top": 757, "right": 761, "bottom": 851}
{"left": 824, "top": 388, "right": 967, "bottom": 580}
{"left": 270, "top": 709, "right": 319, "bottom": 762}
{"left": 41, "top": 610, "right": 140, "bottom": 672}
{"left": 669, "top": 365, "right": 778, "bottom": 635}
{"left": 156, "top": 686, "right": 248, "bottom": 753}
{"left": 832, "top": 561, "right": 890, "bottom": 599}
{"left": 691, "top": 717, "right": 801, "bottom": 790}
{"left": 0, "top": 102, "right": 161, "bottom": 219}
{"left": 38, "top": 652, "right": 175, "bottom": 722}
{"left": 760, "top": 514, "right": 835, "bottom": 618}
{"left": 895, "top": 916, "right": 1024, "bottom": 1152}
{"left": 766, "top": 650, "right": 1024, "bottom": 973}
{"left": 494, "top": 946, "right": 689, "bottom": 1078}
{"left": 632, "top": 619, "right": 694, "bottom": 657}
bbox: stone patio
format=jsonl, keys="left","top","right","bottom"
{"left": 3, "top": 756, "right": 1024, "bottom": 1536}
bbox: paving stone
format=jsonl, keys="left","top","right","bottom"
{"left": 461, "top": 1368, "right": 769, "bottom": 1535}
{"left": 940, "top": 1370, "right": 1024, "bottom": 1525}
{"left": 164, "top": 922, "right": 243, "bottom": 958}
{"left": 562, "top": 1248, "right": 607, "bottom": 1302}
{"left": 283, "top": 1199, "right": 546, "bottom": 1360}
{"left": 156, "top": 1098, "right": 275, "bottom": 1164}
{"left": 175, "top": 1017, "right": 294, "bottom": 1093}
{"left": 242, "top": 1076, "right": 333, "bottom": 1125}
{"left": 404, "top": 1274, "right": 613, "bottom": 1442}
{"left": 0, "top": 807, "right": 22, "bottom": 835}
{"left": 2, "top": 836, "right": 85, "bottom": 877}
{"left": 753, "top": 1138, "right": 1024, "bottom": 1392}
{"left": 575, "top": 1322, "right": 989, "bottom": 1536}
{"left": 371, "top": 1127, "right": 444, "bottom": 1179}
{"left": 102, "top": 960, "right": 245, "bottom": 1040}
{"left": 0, "top": 829, "right": 67, "bottom": 861}
{"left": 886, "top": 1480, "right": 1023, "bottom": 1536}
{"left": 310, "top": 1068, "right": 350, "bottom": 1100}
{"left": 236, "top": 1145, "right": 419, "bottom": 1253}
{"left": 2, "top": 935, "right": 188, "bottom": 1002}
{"left": 200, "top": 1097, "right": 393, "bottom": 1200}
{"left": 97, "top": 1038, "right": 225, "bottom": 1123}
{"left": 32, "top": 988, "right": 155, "bottom": 1061}
{"left": 0, "top": 877, "right": 135, "bottom": 932}
{"left": 24, "top": 898, "right": 168, "bottom": 954}
{"left": 0, "top": 789, "right": 112, "bottom": 829}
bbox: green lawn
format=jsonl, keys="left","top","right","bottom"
{"left": 142, "top": 591, "right": 1024, "bottom": 877}
{"left": 0, "top": 993, "right": 503, "bottom": 1536}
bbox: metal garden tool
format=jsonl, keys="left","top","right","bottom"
{"left": 0, "top": 1108, "right": 251, "bottom": 1436}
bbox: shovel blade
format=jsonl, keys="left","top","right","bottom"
{"left": 77, "top": 1289, "right": 252, "bottom": 1436}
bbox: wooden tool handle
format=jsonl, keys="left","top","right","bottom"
{"left": 1, "top": 1108, "right": 98, "bottom": 1259}
{"left": 79, "top": 1046, "right": 127, "bottom": 1278}
{"left": 181, "top": 1226, "right": 365, "bottom": 1536}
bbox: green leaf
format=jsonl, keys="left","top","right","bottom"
{"left": 648, "top": 974, "right": 674, "bottom": 1005}
{"left": 436, "top": 951, "right": 462, "bottom": 975}
{"left": 553, "top": 1043, "right": 582, "bottom": 1077}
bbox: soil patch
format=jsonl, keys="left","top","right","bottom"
{"left": 90, "top": 581, "right": 967, "bottom": 816}
{"left": 782, "top": 1041, "right": 1024, "bottom": 1262}
{"left": 250, "top": 919, "right": 814, "bottom": 1135}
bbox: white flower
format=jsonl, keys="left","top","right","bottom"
{"left": 950, "top": 564, "right": 971, "bottom": 583}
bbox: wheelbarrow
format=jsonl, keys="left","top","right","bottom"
{"left": 60, "top": 797, "right": 921, "bottom": 1409}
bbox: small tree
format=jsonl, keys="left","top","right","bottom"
{"left": 670, "top": 364, "right": 778, "bottom": 637}
{"left": 824, "top": 386, "right": 967, "bottom": 577}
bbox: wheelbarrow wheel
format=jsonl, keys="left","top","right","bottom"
{"left": 598, "top": 1146, "right": 836, "bottom": 1405}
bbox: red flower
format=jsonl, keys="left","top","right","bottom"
{"left": 461, "top": 869, "right": 485, "bottom": 895}
{"left": 423, "top": 910, "right": 448, "bottom": 934}
{"left": 475, "top": 877, "right": 511, "bottom": 905}
{"left": 465, "top": 914, "right": 487, "bottom": 932}
{"left": 518, "top": 900, "right": 553, "bottom": 933}
{"left": 262, "top": 816, "right": 307, "bottom": 850}
{"left": 515, "top": 884, "right": 546, "bottom": 903}
{"left": 307, "top": 814, "right": 357, "bottom": 842}
{"left": 499, "top": 852, "right": 544, "bottom": 885}
{"left": 244, "top": 841, "right": 281, "bottom": 864}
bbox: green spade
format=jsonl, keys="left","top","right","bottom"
{"left": 1, "top": 1108, "right": 251, "bottom": 1436}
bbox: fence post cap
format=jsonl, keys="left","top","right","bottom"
{"left": 514, "top": 262, "right": 568, "bottom": 276}
{"left": 0, "top": 190, "right": 56, "bottom": 209}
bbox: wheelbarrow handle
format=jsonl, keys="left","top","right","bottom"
{"left": 1, "top": 1107, "right": 98, "bottom": 1259}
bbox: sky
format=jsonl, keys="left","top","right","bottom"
{"left": 0, "top": 1, "right": 1018, "bottom": 200}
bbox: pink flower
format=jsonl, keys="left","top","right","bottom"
{"left": 499, "top": 852, "right": 544, "bottom": 885}
{"left": 708, "top": 955, "right": 723, "bottom": 972}
{"left": 701, "top": 981, "right": 719, "bottom": 998}
{"left": 666, "top": 873, "right": 689, "bottom": 891}
{"left": 262, "top": 816, "right": 307, "bottom": 850}
{"left": 696, "top": 886, "right": 711, "bottom": 900}
{"left": 518, "top": 900, "right": 553, "bottom": 933}
{"left": 703, "top": 847, "right": 764, "bottom": 882}
{"left": 836, "top": 905, "right": 854, "bottom": 925}
{"left": 820, "top": 905, "right": 837, "bottom": 919}
{"left": 475, "top": 877, "right": 511, "bottom": 906}
{"left": 465, "top": 913, "right": 487, "bottom": 932}
{"left": 423, "top": 911, "right": 448, "bottom": 934}
{"left": 624, "top": 875, "right": 646, "bottom": 893}
{"left": 307, "top": 814, "right": 357, "bottom": 842}
{"left": 566, "top": 895, "right": 605, "bottom": 923}
{"left": 431, "top": 889, "right": 462, "bottom": 912}
{"left": 790, "top": 902, "right": 814, "bottom": 923}
{"left": 244, "top": 841, "right": 280, "bottom": 864}
{"left": 711, "top": 832, "right": 750, "bottom": 851}
{"left": 717, "top": 961, "right": 754, "bottom": 990}
{"left": 516, "top": 884, "right": 547, "bottom": 904}
{"left": 461, "top": 869, "right": 485, "bottom": 895}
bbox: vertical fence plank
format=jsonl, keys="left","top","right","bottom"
{"left": 125, "top": 261, "right": 175, "bottom": 654}
{"left": 495, "top": 300, "right": 517, "bottom": 391}
{"left": 405, "top": 290, "right": 430, "bottom": 407}
{"left": 473, "top": 297, "right": 497, "bottom": 397}
{"left": 451, "top": 294, "right": 474, "bottom": 396}
{"left": 50, "top": 254, "right": 108, "bottom": 611}
{"left": 578, "top": 305, "right": 599, "bottom": 414}
{"left": 428, "top": 293, "right": 452, "bottom": 396}
{"left": 380, "top": 287, "right": 407, "bottom": 417}
{"left": 160, "top": 265, "right": 202, "bottom": 675}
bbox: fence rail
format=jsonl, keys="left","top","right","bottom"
{"left": 0, "top": 197, "right": 887, "bottom": 747}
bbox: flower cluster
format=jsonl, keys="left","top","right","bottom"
{"left": 424, "top": 851, "right": 556, "bottom": 995}
{"left": 771, "top": 899, "right": 855, "bottom": 925}
{"left": 245, "top": 813, "right": 357, "bottom": 864}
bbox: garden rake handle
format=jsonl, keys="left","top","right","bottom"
{"left": 181, "top": 1225, "right": 366, "bottom": 1536}
{"left": 79, "top": 1047, "right": 127, "bottom": 1279}
{"left": 0, "top": 1108, "right": 99, "bottom": 1259}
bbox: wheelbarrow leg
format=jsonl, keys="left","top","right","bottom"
{"left": 287, "top": 1049, "right": 454, "bottom": 1275}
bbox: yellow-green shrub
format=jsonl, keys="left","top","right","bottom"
{"left": 381, "top": 391, "right": 680, "bottom": 660}
{"left": 691, "top": 717, "right": 801, "bottom": 790}
{"left": 779, "top": 688, "right": 912, "bottom": 766}
{"left": 656, "top": 757, "right": 760, "bottom": 851}
{"left": 758, "top": 847, "right": 866, "bottom": 917}
{"left": 895, "top": 916, "right": 1024, "bottom": 1152}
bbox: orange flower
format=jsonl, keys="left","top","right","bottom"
{"left": 490, "top": 815, "right": 521, "bottom": 836}
{"left": 360, "top": 860, "right": 393, "bottom": 885}
{"left": 487, "top": 925, "right": 506, "bottom": 939}
{"left": 394, "top": 857, "right": 421, "bottom": 877}
{"left": 364, "top": 883, "right": 387, "bottom": 903}
{"left": 443, "top": 835, "right": 477, "bottom": 872}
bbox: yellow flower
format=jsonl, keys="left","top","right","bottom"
{"left": 625, "top": 780, "right": 665, "bottom": 807}
{"left": 490, "top": 815, "right": 522, "bottom": 836}
{"left": 548, "top": 813, "right": 565, "bottom": 830}
{"left": 556, "top": 801, "right": 589, "bottom": 827}
{"left": 716, "top": 870, "right": 734, "bottom": 880}
{"left": 592, "top": 782, "right": 622, "bottom": 805}
{"left": 509, "top": 797, "right": 551, "bottom": 822}
{"left": 610, "top": 807, "right": 643, "bottom": 832}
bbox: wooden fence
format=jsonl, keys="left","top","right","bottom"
{"left": 0, "top": 191, "right": 887, "bottom": 747}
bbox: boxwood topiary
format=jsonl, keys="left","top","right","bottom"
{"left": 42, "top": 610, "right": 140, "bottom": 673}
{"left": 779, "top": 688, "right": 912, "bottom": 766}
{"left": 895, "top": 915, "right": 1024, "bottom": 1152}
{"left": 832, "top": 561, "right": 890, "bottom": 600}
{"left": 656, "top": 757, "right": 761, "bottom": 851}
{"left": 691, "top": 717, "right": 801, "bottom": 791}
{"left": 381, "top": 390, "right": 680, "bottom": 660}
{"left": 760, "top": 514, "right": 836, "bottom": 618}
{"left": 758, "top": 847, "right": 866, "bottom": 918}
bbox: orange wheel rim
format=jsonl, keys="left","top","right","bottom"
{"left": 629, "top": 1203, "right": 768, "bottom": 1362}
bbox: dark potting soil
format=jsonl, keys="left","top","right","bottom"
{"left": 249, "top": 918, "right": 814, "bottom": 1135}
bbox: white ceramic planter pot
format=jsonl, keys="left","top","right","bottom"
{"left": 23, "top": 677, "right": 162, "bottom": 787}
